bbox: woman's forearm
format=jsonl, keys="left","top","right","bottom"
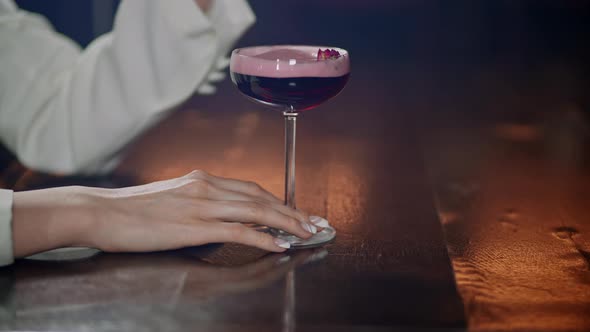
{"left": 12, "top": 187, "right": 95, "bottom": 258}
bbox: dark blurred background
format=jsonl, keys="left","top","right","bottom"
{"left": 7, "top": 0, "right": 590, "bottom": 186}
{"left": 15, "top": 0, "right": 590, "bottom": 65}
{"left": 15, "top": 0, "right": 590, "bottom": 113}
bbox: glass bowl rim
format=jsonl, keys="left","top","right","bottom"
{"left": 231, "top": 45, "right": 349, "bottom": 60}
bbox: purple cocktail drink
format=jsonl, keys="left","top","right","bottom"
{"left": 231, "top": 47, "right": 349, "bottom": 111}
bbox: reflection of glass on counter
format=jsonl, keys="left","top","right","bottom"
{"left": 0, "top": 248, "right": 328, "bottom": 330}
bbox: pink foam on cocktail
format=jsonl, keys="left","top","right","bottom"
{"left": 230, "top": 46, "right": 350, "bottom": 78}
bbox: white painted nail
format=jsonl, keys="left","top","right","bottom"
{"left": 310, "top": 216, "right": 330, "bottom": 228}
{"left": 301, "top": 222, "right": 317, "bottom": 234}
{"left": 274, "top": 238, "right": 291, "bottom": 249}
{"left": 310, "top": 224, "right": 317, "bottom": 234}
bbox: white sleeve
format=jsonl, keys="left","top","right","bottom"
{"left": 209, "top": 0, "right": 256, "bottom": 64}
{"left": 0, "top": 0, "right": 255, "bottom": 175}
{"left": 0, "top": 189, "right": 13, "bottom": 267}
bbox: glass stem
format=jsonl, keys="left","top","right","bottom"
{"left": 284, "top": 111, "right": 298, "bottom": 209}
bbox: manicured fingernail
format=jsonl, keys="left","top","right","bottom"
{"left": 301, "top": 221, "right": 317, "bottom": 234}
{"left": 310, "top": 216, "right": 330, "bottom": 228}
{"left": 274, "top": 238, "right": 291, "bottom": 249}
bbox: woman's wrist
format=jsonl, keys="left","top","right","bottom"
{"left": 195, "top": 0, "right": 212, "bottom": 13}
{"left": 12, "top": 186, "right": 99, "bottom": 258}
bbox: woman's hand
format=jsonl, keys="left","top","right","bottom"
{"left": 13, "top": 171, "right": 322, "bottom": 258}
{"left": 88, "top": 170, "right": 318, "bottom": 252}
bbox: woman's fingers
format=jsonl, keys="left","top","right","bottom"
{"left": 200, "top": 200, "right": 315, "bottom": 239}
{"left": 187, "top": 170, "right": 282, "bottom": 204}
{"left": 205, "top": 186, "right": 310, "bottom": 224}
{"left": 210, "top": 223, "right": 291, "bottom": 252}
{"left": 266, "top": 201, "right": 310, "bottom": 228}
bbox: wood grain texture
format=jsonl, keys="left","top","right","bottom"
{"left": 0, "top": 66, "right": 464, "bottom": 331}
{"left": 413, "top": 63, "right": 590, "bottom": 331}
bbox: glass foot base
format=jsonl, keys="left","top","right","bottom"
{"left": 273, "top": 226, "right": 336, "bottom": 249}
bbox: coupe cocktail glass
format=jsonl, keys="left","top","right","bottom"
{"left": 230, "top": 45, "right": 350, "bottom": 248}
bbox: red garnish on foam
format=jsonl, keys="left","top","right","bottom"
{"left": 317, "top": 48, "right": 341, "bottom": 60}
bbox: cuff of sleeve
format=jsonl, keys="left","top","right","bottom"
{"left": 209, "top": 0, "right": 256, "bottom": 56}
{"left": 0, "top": 0, "right": 17, "bottom": 13}
{"left": 158, "top": 0, "right": 214, "bottom": 37}
{"left": 0, "top": 189, "right": 14, "bottom": 267}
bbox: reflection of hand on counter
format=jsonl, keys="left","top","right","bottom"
{"left": 181, "top": 248, "right": 328, "bottom": 298}
{"left": 4, "top": 248, "right": 327, "bottom": 316}
{"left": 0, "top": 272, "right": 14, "bottom": 322}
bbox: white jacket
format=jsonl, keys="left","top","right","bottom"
{"left": 0, "top": 0, "right": 255, "bottom": 266}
